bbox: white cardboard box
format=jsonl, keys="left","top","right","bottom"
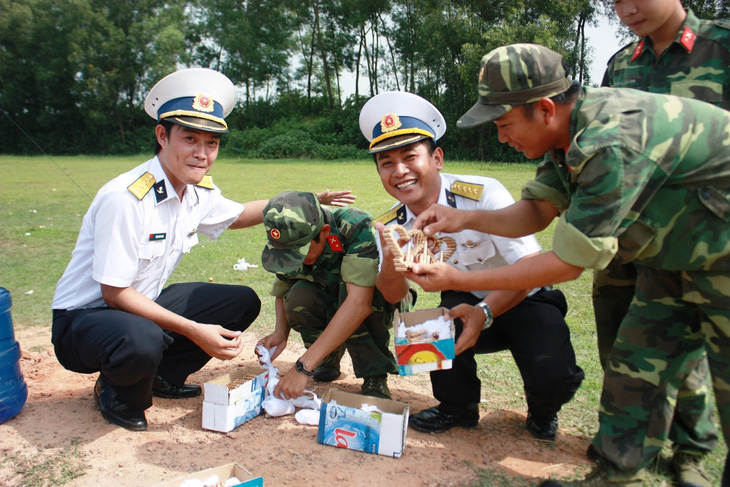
{"left": 155, "top": 462, "right": 263, "bottom": 486}
{"left": 317, "top": 389, "right": 409, "bottom": 457}
{"left": 202, "top": 366, "right": 269, "bottom": 433}
{"left": 394, "top": 307, "right": 455, "bottom": 376}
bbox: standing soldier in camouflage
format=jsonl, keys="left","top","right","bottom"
{"left": 595, "top": 2, "right": 730, "bottom": 485}
{"left": 404, "top": 43, "right": 730, "bottom": 486}
{"left": 256, "top": 191, "right": 397, "bottom": 400}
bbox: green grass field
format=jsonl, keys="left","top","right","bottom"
{"left": 0, "top": 155, "right": 726, "bottom": 485}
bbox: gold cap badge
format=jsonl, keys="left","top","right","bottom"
{"left": 380, "top": 112, "right": 402, "bottom": 133}
{"left": 192, "top": 92, "right": 215, "bottom": 113}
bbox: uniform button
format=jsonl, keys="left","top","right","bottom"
{"left": 700, "top": 189, "right": 710, "bottom": 200}
{"left": 453, "top": 260, "right": 459, "bottom": 265}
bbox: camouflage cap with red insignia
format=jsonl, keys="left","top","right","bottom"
{"left": 144, "top": 68, "right": 236, "bottom": 134}
{"left": 359, "top": 91, "right": 446, "bottom": 154}
{"left": 261, "top": 191, "right": 325, "bottom": 274}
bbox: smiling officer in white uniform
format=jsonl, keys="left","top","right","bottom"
{"left": 362, "top": 91, "right": 584, "bottom": 440}
{"left": 51, "top": 68, "right": 269, "bottom": 431}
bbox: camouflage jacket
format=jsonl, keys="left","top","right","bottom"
{"left": 521, "top": 87, "right": 730, "bottom": 272}
{"left": 270, "top": 207, "right": 380, "bottom": 298}
{"left": 602, "top": 9, "right": 730, "bottom": 109}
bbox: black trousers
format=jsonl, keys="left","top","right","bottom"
{"left": 432, "top": 288, "right": 584, "bottom": 419}
{"left": 52, "top": 282, "right": 260, "bottom": 410}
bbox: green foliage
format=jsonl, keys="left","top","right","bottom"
{"left": 3, "top": 1, "right": 729, "bottom": 160}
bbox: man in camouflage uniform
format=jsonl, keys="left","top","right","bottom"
{"left": 256, "top": 190, "right": 397, "bottom": 400}
{"left": 403, "top": 43, "right": 730, "bottom": 486}
{"left": 594, "top": 3, "right": 730, "bottom": 484}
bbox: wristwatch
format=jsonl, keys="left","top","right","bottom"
{"left": 295, "top": 358, "right": 314, "bottom": 378}
{"left": 476, "top": 301, "right": 494, "bottom": 330}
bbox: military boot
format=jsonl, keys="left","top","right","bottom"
{"left": 361, "top": 374, "right": 390, "bottom": 399}
{"left": 313, "top": 345, "right": 344, "bottom": 382}
{"left": 671, "top": 451, "right": 712, "bottom": 487}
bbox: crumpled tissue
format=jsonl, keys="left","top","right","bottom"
{"left": 256, "top": 344, "right": 321, "bottom": 423}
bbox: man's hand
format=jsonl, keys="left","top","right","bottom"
{"left": 413, "top": 204, "right": 467, "bottom": 235}
{"left": 317, "top": 190, "right": 356, "bottom": 207}
{"left": 448, "top": 304, "right": 486, "bottom": 355}
{"left": 255, "top": 332, "right": 288, "bottom": 362}
{"left": 273, "top": 367, "right": 310, "bottom": 400}
{"left": 190, "top": 324, "right": 243, "bottom": 360}
{"left": 405, "top": 261, "right": 462, "bottom": 292}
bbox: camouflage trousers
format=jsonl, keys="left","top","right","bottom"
{"left": 593, "top": 260, "right": 719, "bottom": 456}
{"left": 592, "top": 266, "right": 729, "bottom": 472}
{"left": 282, "top": 279, "right": 397, "bottom": 378}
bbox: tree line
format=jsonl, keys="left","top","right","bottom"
{"left": 1, "top": 0, "right": 728, "bottom": 159}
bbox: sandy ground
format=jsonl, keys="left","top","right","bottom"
{"left": 0, "top": 326, "right": 593, "bottom": 487}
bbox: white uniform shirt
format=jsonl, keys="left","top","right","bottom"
{"left": 380, "top": 172, "right": 542, "bottom": 299}
{"left": 52, "top": 156, "right": 244, "bottom": 310}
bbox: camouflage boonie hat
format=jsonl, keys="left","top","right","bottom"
{"left": 457, "top": 43, "right": 572, "bottom": 128}
{"left": 262, "top": 191, "right": 324, "bottom": 274}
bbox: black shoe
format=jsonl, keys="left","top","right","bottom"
{"left": 152, "top": 375, "right": 201, "bottom": 399}
{"left": 94, "top": 377, "right": 147, "bottom": 431}
{"left": 313, "top": 365, "right": 341, "bottom": 382}
{"left": 409, "top": 404, "right": 479, "bottom": 433}
{"left": 526, "top": 412, "right": 558, "bottom": 441}
{"left": 313, "top": 345, "right": 344, "bottom": 382}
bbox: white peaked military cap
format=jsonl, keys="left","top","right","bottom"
{"left": 144, "top": 68, "right": 236, "bottom": 134}
{"left": 359, "top": 91, "right": 446, "bottom": 154}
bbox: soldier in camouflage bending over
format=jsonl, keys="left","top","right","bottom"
{"left": 402, "top": 43, "right": 730, "bottom": 486}
{"left": 256, "top": 191, "right": 397, "bottom": 401}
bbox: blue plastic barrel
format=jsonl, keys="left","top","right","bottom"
{"left": 0, "top": 287, "right": 28, "bottom": 423}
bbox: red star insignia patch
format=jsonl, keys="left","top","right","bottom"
{"left": 680, "top": 26, "right": 696, "bottom": 51}
{"left": 631, "top": 39, "right": 645, "bottom": 62}
{"left": 327, "top": 235, "right": 343, "bottom": 252}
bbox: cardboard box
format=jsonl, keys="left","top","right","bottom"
{"left": 317, "top": 389, "right": 409, "bottom": 458}
{"left": 202, "top": 366, "right": 269, "bottom": 433}
{"left": 155, "top": 462, "right": 263, "bottom": 487}
{"left": 394, "top": 307, "right": 455, "bottom": 376}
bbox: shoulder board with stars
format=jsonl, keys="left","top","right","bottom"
{"left": 127, "top": 172, "right": 156, "bottom": 200}
{"left": 195, "top": 175, "right": 214, "bottom": 190}
{"left": 450, "top": 181, "right": 483, "bottom": 201}
{"left": 375, "top": 204, "right": 405, "bottom": 225}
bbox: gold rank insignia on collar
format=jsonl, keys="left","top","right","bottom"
{"left": 375, "top": 204, "right": 404, "bottom": 225}
{"left": 450, "top": 181, "right": 483, "bottom": 201}
{"left": 127, "top": 172, "right": 156, "bottom": 200}
{"left": 195, "top": 175, "right": 214, "bottom": 189}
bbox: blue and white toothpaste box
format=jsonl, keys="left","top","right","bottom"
{"left": 317, "top": 389, "right": 409, "bottom": 457}
{"left": 202, "top": 366, "right": 269, "bottom": 433}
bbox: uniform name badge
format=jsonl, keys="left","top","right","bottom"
{"left": 149, "top": 233, "right": 166, "bottom": 241}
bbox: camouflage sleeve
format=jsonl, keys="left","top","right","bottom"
{"left": 269, "top": 275, "right": 294, "bottom": 298}
{"left": 521, "top": 157, "right": 571, "bottom": 211}
{"left": 552, "top": 213, "right": 618, "bottom": 269}
{"left": 340, "top": 217, "right": 379, "bottom": 288}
